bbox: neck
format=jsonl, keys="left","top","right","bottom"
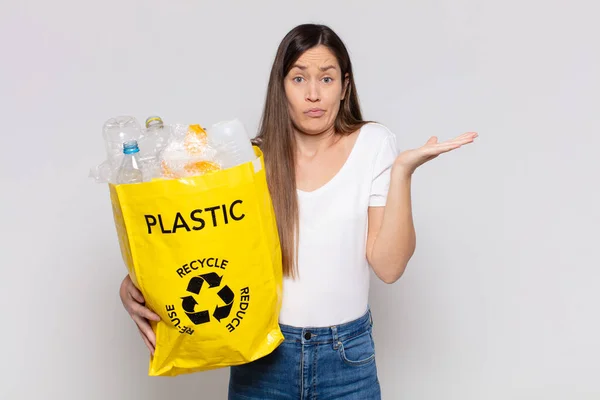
{"left": 294, "top": 125, "right": 338, "bottom": 157}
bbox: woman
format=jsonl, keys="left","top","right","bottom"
{"left": 120, "top": 24, "right": 477, "bottom": 399}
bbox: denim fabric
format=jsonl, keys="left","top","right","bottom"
{"left": 228, "top": 309, "right": 381, "bottom": 399}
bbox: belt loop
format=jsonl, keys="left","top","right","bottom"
{"left": 369, "top": 309, "right": 373, "bottom": 327}
{"left": 331, "top": 325, "right": 340, "bottom": 349}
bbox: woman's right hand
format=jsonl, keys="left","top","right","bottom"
{"left": 119, "top": 274, "right": 161, "bottom": 354}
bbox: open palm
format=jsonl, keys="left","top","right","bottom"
{"left": 395, "top": 131, "right": 478, "bottom": 175}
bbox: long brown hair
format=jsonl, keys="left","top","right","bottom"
{"left": 253, "top": 24, "right": 369, "bottom": 278}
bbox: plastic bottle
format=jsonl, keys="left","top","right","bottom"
{"left": 117, "top": 140, "right": 144, "bottom": 184}
{"left": 102, "top": 116, "right": 143, "bottom": 168}
{"left": 142, "top": 116, "right": 171, "bottom": 154}
{"left": 138, "top": 116, "right": 171, "bottom": 180}
{"left": 207, "top": 118, "right": 256, "bottom": 169}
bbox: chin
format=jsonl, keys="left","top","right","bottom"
{"left": 296, "top": 118, "right": 332, "bottom": 135}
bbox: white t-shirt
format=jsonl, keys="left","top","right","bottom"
{"left": 278, "top": 123, "right": 399, "bottom": 327}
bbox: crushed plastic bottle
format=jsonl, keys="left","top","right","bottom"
{"left": 103, "top": 116, "right": 143, "bottom": 168}
{"left": 159, "top": 124, "right": 221, "bottom": 179}
{"left": 207, "top": 118, "right": 256, "bottom": 169}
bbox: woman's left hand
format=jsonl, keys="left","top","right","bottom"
{"left": 393, "top": 131, "right": 478, "bottom": 176}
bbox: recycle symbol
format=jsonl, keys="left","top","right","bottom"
{"left": 181, "top": 272, "right": 234, "bottom": 325}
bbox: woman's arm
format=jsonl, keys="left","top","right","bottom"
{"left": 367, "top": 132, "right": 478, "bottom": 284}
{"left": 367, "top": 167, "right": 415, "bottom": 284}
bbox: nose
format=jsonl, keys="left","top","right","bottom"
{"left": 306, "top": 81, "right": 320, "bottom": 103}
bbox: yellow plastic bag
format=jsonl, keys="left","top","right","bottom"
{"left": 109, "top": 147, "right": 284, "bottom": 376}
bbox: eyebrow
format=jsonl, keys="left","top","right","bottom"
{"left": 319, "top": 65, "right": 337, "bottom": 72}
{"left": 291, "top": 64, "right": 338, "bottom": 72}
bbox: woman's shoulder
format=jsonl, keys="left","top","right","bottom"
{"left": 358, "top": 122, "right": 397, "bottom": 153}
{"left": 360, "top": 122, "right": 395, "bottom": 142}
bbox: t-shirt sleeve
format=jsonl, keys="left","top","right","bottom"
{"left": 369, "top": 129, "right": 399, "bottom": 207}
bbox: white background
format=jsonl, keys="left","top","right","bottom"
{"left": 1, "top": 0, "right": 598, "bottom": 399}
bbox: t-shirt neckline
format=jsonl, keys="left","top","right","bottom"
{"left": 296, "top": 125, "right": 365, "bottom": 197}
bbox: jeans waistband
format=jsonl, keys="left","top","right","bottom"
{"left": 279, "top": 308, "right": 373, "bottom": 345}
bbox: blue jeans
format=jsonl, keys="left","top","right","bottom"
{"left": 228, "top": 309, "right": 381, "bottom": 399}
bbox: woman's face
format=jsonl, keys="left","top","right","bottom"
{"left": 284, "top": 45, "right": 348, "bottom": 135}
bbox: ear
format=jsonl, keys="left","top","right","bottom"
{"left": 341, "top": 73, "right": 350, "bottom": 100}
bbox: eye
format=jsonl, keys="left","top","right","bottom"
{"left": 322, "top": 77, "right": 333, "bottom": 84}
{"left": 293, "top": 76, "right": 304, "bottom": 83}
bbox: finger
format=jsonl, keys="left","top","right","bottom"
{"left": 424, "top": 143, "right": 462, "bottom": 157}
{"left": 431, "top": 142, "right": 463, "bottom": 152}
{"left": 440, "top": 143, "right": 464, "bottom": 151}
{"left": 423, "top": 133, "right": 477, "bottom": 156}
{"left": 456, "top": 134, "right": 477, "bottom": 144}
{"left": 454, "top": 131, "right": 478, "bottom": 140}
{"left": 442, "top": 132, "right": 477, "bottom": 145}
{"left": 131, "top": 301, "right": 161, "bottom": 322}
{"left": 138, "top": 327, "right": 155, "bottom": 355}
{"left": 425, "top": 136, "right": 438, "bottom": 145}
{"left": 133, "top": 315, "right": 157, "bottom": 348}
{"left": 456, "top": 132, "right": 478, "bottom": 142}
{"left": 127, "top": 282, "right": 146, "bottom": 304}
{"left": 441, "top": 135, "right": 476, "bottom": 146}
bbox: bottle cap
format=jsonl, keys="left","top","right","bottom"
{"left": 123, "top": 140, "right": 140, "bottom": 154}
{"left": 145, "top": 116, "right": 164, "bottom": 129}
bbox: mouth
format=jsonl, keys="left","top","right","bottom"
{"left": 304, "top": 108, "right": 325, "bottom": 117}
